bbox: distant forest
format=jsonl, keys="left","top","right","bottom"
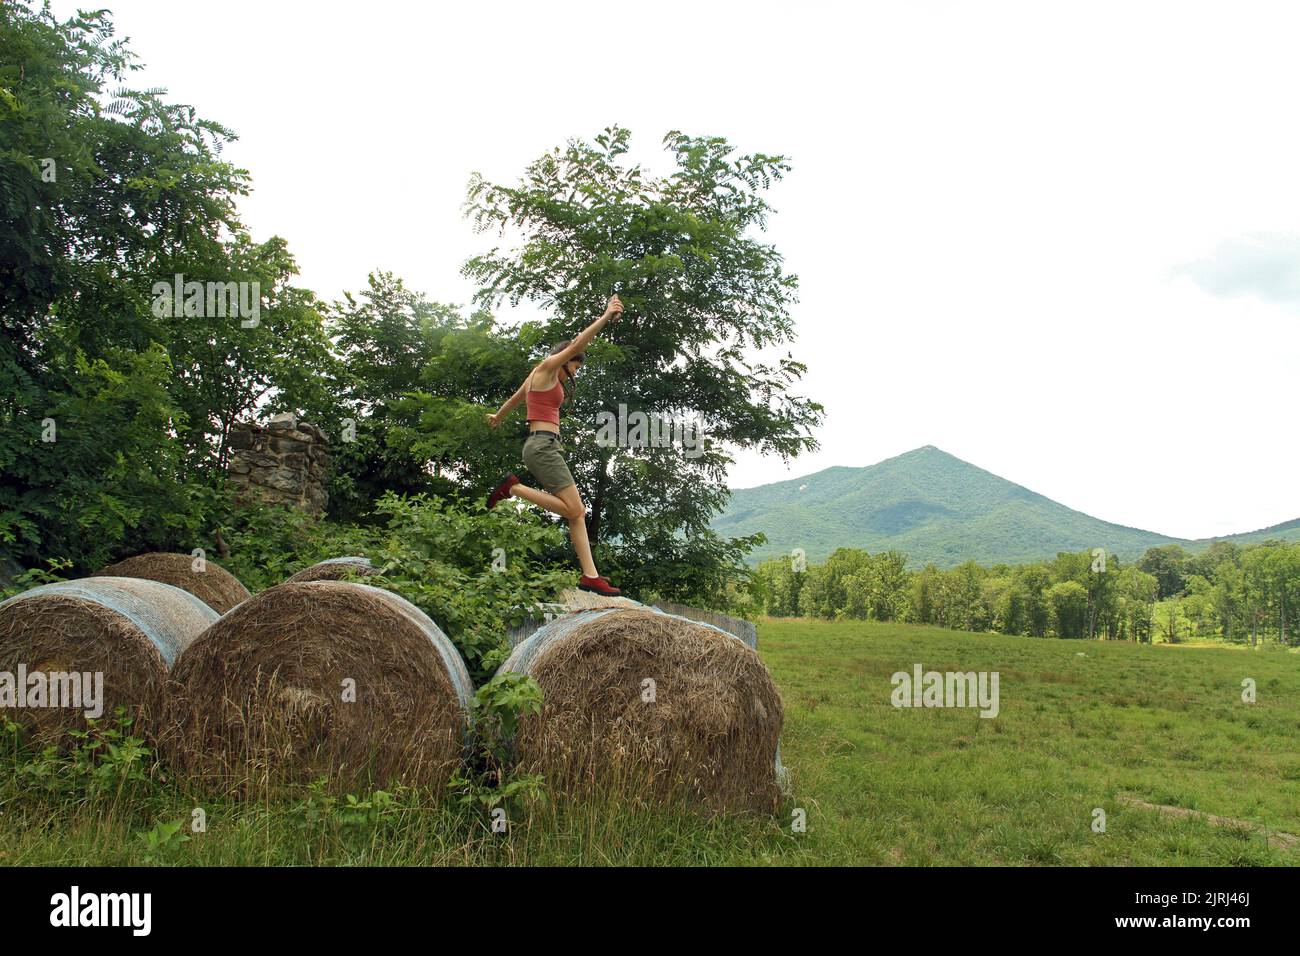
{"left": 749, "top": 539, "right": 1300, "bottom": 644}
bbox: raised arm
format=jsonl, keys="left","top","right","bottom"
{"left": 487, "top": 373, "right": 533, "bottom": 428}
{"left": 537, "top": 294, "right": 623, "bottom": 373}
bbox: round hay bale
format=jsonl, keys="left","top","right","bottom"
{"left": 0, "top": 577, "right": 218, "bottom": 743}
{"left": 93, "top": 552, "right": 250, "bottom": 614}
{"left": 498, "top": 606, "right": 785, "bottom": 814}
{"left": 284, "top": 556, "right": 379, "bottom": 584}
{"left": 163, "top": 581, "right": 473, "bottom": 793}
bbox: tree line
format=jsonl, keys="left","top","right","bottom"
{"left": 748, "top": 540, "right": 1300, "bottom": 644}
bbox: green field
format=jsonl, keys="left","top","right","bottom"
{"left": 3, "top": 619, "right": 1297, "bottom": 866}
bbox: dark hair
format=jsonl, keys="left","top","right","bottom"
{"left": 546, "top": 341, "right": 583, "bottom": 403}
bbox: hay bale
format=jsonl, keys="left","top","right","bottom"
{"left": 557, "top": 586, "right": 643, "bottom": 610}
{"left": 93, "top": 552, "right": 250, "bottom": 614}
{"left": 284, "top": 556, "right": 379, "bottom": 584}
{"left": 651, "top": 599, "right": 759, "bottom": 649}
{"left": 163, "top": 581, "right": 472, "bottom": 793}
{"left": 0, "top": 577, "right": 218, "bottom": 742}
{"left": 498, "top": 606, "right": 785, "bottom": 814}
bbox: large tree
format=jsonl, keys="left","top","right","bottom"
{"left": 1138, "top": 544, "right": 1189, "bottom": 600}
{"left": 325, "top": 272, "right": 528, "bottom": 520}
{"left": 1, "top": 3, "right": 241, "bottom": 567}
{"left": 1, "top": 2, "right": 335, "bottom": 569}
{"left": 459, "top": 125, "right": 823, "bottom": 600}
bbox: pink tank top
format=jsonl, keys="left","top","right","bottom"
{"left": 525, "top": 377, "right": 564, "bottom": 426}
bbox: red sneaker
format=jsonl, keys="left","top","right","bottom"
{"left": 578, "top": 575, "right": 621, "bottom": 596}
{"left": 486, "top": 473, "right": 519, "bottom": 509}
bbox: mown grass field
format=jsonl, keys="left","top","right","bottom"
{"left": 2, "top": 618, "right": 1297, "bottom": 866}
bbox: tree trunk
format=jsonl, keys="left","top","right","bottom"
{"left": 587, "top": 452, "right": 612, "bottom": 545}
{"left": 1280, "top": 587, "right": 1287, "bottom": 644}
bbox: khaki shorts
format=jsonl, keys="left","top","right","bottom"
{"left": 522, "top": 431, "right": 575, "bottom": 495}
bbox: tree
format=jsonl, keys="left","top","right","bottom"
{"left": 910, "top": 564, "right": 938, "bottom": 624}
{"left": 1, "top": 2, "right": 343, "bottom": 569}
{"left": 1, "top": 3, "right": 250, "bottom": 568}
{"left": 1210, "top": 559, "right": 1245, "bottom": 642}
{"left": 1187, "top": 540, "right": 1239, "bottom": 580}
{"left": 1247, "top": 542, "right": 1300, "bottom": 645}
{"left": 1157, "top": 597, "right": 1189, "bottom": 643}
{"left": 1182, "top": 574, "right": 1216, "bottom": 638}
{"left": 1117, "top": 565, "right": 1157, "bottom": 643}
{"left": 7, "top": 346, "right": 212, "bottom": 571}
{"left": 161, "top": 234, "right": 339, "bottom": 473}
{"left": 325, "top": 273, "right": 517, "bottom": 519}
{"left": 750, "top": 556, "right": 805, "bottom": 617}
{"left": 1048, "top": 580, "right": 1089, "bottom": 638}
{"left": 1138, "top": 544, "right": 1189, "bottom": 600}
{"left": 459, "top": 125, "right": 822, "bottom": 603}
{"left": 1014, "top": 565, "right": 1053, "bottom": 637}
{"left": 867, "top": 550, "right": 910, "bottom": 621}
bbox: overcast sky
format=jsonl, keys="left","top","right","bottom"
{"left": 54, "top": 0, "right": 1300, "bottom": 539}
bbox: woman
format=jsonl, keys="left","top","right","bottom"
{"left": 485, "top": 294, "right": 623, "bottom": 596}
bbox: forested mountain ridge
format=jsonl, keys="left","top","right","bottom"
{"left": 714, "top": 446, "right": 1300, "bottom": 567}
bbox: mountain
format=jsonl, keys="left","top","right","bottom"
{"left": 712, "top": 446, "right": 1300, "bottom": 568}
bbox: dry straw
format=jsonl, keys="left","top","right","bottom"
{"left": 94, "top": 552, "right": 251, "bottom": 614}
{"left": 499, "top": 606, "right": 785, "bottom": 814}
{"left": 284, "top": 556, "right": 379, "bottom": 584}
{"left": 0, "top": 577, "right": 218, "bottom": 743}
{"left": 162, "top": 581, "right": 472, "bottom": 795}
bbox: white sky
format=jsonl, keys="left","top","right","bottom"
{"left": 53, "top": 0, "right": 1300, "bottom": 539}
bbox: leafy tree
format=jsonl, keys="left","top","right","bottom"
{"left": 0, "top": 3, "right": 250, "bottom": 567}
{"left": 1048, "top": 580, "right": 1089, "bottom": 638}
{"left": 1117, "top": 565, "right": 1157, "bottom": 642}
{"left": 1014, "top": 565, "right": 1053, "bottom": 637}
{"left": 1187, "top": 540, "right": 1239, "bottom": 580}
{"left": 1209, "top": 559, "right": 1245, "bottom": 642}
{"left": 910, "top": 564, "right": 938, "bottom": 624}
{"left": 944, "top": 561, "right": 991, "bottom": 631}
{"left": 326, "top": 273, "right": 486, "bottom": 518}
{"left": 1138, "top": 544, "right": 1189, "bottom": 600}
{"left": 3, "top": 346, "right": 212, "bottom": 571}
{"left": 751, "top": 556, "right": 805, "bottom": 617}
{"left": 1, "top": 4, "right": 248, "bottom": 364}
{"left": 459, "top": 124, "right": 822, "bottom": 602}
{"left": 866, "top": 550, "right": 910, "bottom": 621}
{"left": 0, "top": 2, "right": 343, "bottom": 570}
{"left": 159, "top": 235, "right": 339, "bottom": 473}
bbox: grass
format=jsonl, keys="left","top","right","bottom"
{"left": 2, "top": 618, "right": 1296, "bottom": 866}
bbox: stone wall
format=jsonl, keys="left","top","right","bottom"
{"left": 227, "top": 414, "right": 330, "bottom": 515}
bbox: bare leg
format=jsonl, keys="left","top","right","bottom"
{"left": 510, "top": 482, "right": 568, "bottom": 516}
{"left": 556, "top": 485, "right": 599, "bottom": 578}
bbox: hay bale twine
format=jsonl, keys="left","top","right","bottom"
{"left": 284, "top": 556, "right": 379, "bottom": 584}
{"left": 0, "top": 578, "right": 218, "bottom": 742}
{"left": 93, "top": 552, "right": 250, "bottom": 614}
{"left": 498, "top": 606, "right": 785, "bottom": 814}
{"left": 164, "top": 581, "right": 472, "bottom": 792}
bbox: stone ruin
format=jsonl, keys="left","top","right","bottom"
{"left": 226, "top": 413, "right": 330, "bottom": 515}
